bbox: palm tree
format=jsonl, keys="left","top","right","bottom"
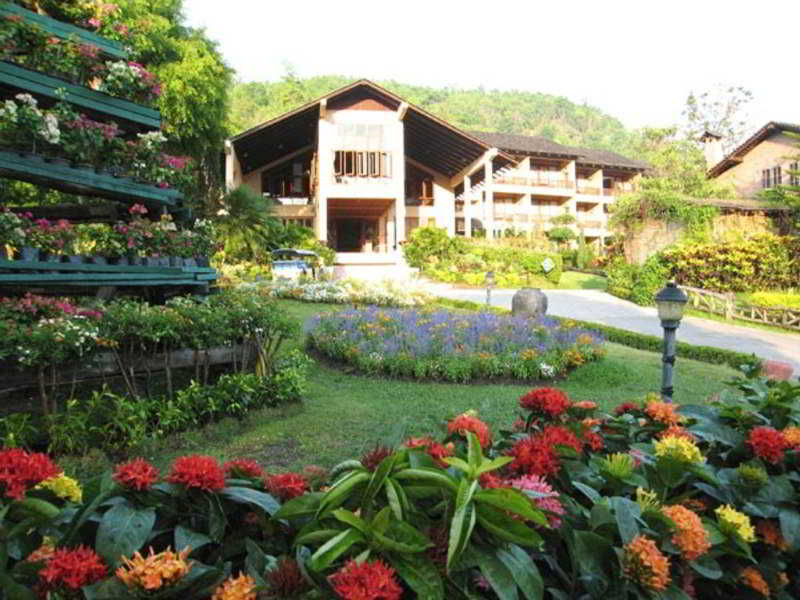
{"left": 212, "top": 185, "right": 277, "bottom": 263}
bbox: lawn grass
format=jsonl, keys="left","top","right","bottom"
{"left": 556, "top": 270, "right": 608, "bottom": 290}
{"left": 94, "top": 299, "right": 737, "bottom": 479}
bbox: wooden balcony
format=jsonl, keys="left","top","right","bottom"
{"left": 0, "top": 3, "right": 128, "bottom": 59}
{"left": 0, "top": 151, "right": 181, "bottom": 208}
{"left": 0, "top": 61, "right": 161, "bottom": 131}
{"left": 494, "top": 174, "right": 574, "bottom": 189}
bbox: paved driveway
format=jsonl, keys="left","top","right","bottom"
{"left": 435, "top": 287, "right": 800, "bottom": 374}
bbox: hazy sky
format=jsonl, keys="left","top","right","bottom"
{"left": 183, "top": 0, "right": 798, "bottom": 133}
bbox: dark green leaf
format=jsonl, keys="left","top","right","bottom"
{"left": 496, "top": 545, "right": 544, "bottom": 600}
{"left": 447, "top": 502, "right": 476, "bottom": 571}
{"left": 174, "top": 525, "right": 212, "bottom": 553}
{"left": 273, "top": 492, "right": 323, "bottom": 520}
{"left": 609, "top": 497, "right": 640, "bottom": 544}
{"left": 362, "top": 453, "right": 400, "bottom": 507}
{"left": 309, "top": 528, "right": 365, "bottom": 571}
{"left": 394, "top": 468, "right": 458, "bottom": 494}
{"left": 95, "top": 502, "right": 156, "bottom": 567}
{"left": 475, "top": 504, "right": 543, "bottom": 548}
{"left": 474, "top": 547, "right": 519, "bottom": 600}
{"left": 386, "top": 553, "right": 444, "bottom": 600}
{"left": 332, "top": 509, "right": 370, "bottom": 535}
{"left": 0, "top": 573, "right": 36, "bottom": 600}
{"left": 207, "top": 495, "right": 226, "bottom": 542}
{"left": 316, "top": 471, "right": 370, "bottom": 518}
{"left": 221, "top": 486, "right": 279, "bottom": 515}
{"left": 779, "top": 509, "right": 800, "bottom": 551}
{"left": 475, "top": 488, "right": 547, "bottom": 526}
{"left": 689, "top": 555, "right": 722, "bottom": 579}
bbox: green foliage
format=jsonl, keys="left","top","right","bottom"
{"left": 606, "top": 254, "right": 669, "bottom": 306}
{"left": 6, "top": 373, "right": 800, "bottom": 599}
{"left": 403, "top": 226, "right": 465, "bottom": 269}
{"left": 229, "top": 72, "right": 637, "bottom": 155}
{"left": 663, "top": 233, "right": 799, "bottom": 293}
{"left": 405, "top": 227, "right": 563, "bottom": 286}
{"left": 546, "top": 226, "right": 575, "bottom": 243}
{"left": 212, "top": 185, "right": 277, "bottom": 262}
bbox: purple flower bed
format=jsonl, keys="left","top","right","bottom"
{"left": 307, "top": 307, "right": 605, "bottom": 382}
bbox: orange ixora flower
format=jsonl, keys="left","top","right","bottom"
{"left": 756, "top": 519, "right": 789, "bottom": 550}
{"left": 661, "top": 505, "right": 711, "bottom": 561}
{"left": 782, "top": 426, "right": 800, "bottom": 447}
{"left": 740, "top": 567, "right": 770, "bottom": 597}
{"left": 116, "top": 547, "right": 192, "bottom": 591}
{"left": 211, "top": 573, "right": 257, "bottom": 600}
{"left": 623, "top": 535, "right": 670, "bottom": 592}
{"left": 657, "top": 424, "right": 695, "bottom": 441}
{"left": 645, "top": 401, "right": 684, "bottom": 426}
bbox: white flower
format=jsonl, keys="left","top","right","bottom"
{"left": 14, "top": 93, "right": 37, "bottom": 107}
{"left": 0, "top": 100, "right": 18, "bottom": 123}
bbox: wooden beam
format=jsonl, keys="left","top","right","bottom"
{"left": 397, "top": 101, "right": 408, "bottom": 120}
{"left": 405, "top": 157, "right": 448, "bottom": 179}
{"left": 320, "top": 98, "right": 327, "bottom": 119}
{"left": 448, "top": 148, "right": 498, "bottom": 187}
{"left": 244, "top": 144, "right": 314, "bottom": 177}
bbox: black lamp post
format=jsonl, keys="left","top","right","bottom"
{"left": 654, "top": 282, "right": 689, "bottom": 402}
{"left": 485, "top": 271, "right": 495, "bottom": 306}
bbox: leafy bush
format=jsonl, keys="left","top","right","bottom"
{"left": 307, "top": 307, "right": 604, "bottom": 381}
{"left": 403, "top": 225, "right": 465, "bottom": 268}
{"left": 606, "top": 255, "right": 670, "bottom": 306}
{"left": 3, "top": 373, "right": 800, "bottom": 599}
{"left": 663, "top": 233, "right": 799, "bottom": 293}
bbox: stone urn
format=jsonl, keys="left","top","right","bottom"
{"left": 512, "top": 288, "right": 548, "bottom": 318}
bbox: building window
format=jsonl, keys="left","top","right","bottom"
{"left": 762, "top": 169, "right": 772, "bottom": 188}
{"left": 773, "top": 166, "right": 782, "bottom": 186}
{"left": 790, "top": 162, "right": 799, "bottom": 186}
{"left": 334, "top": 151, "right": 391, "bottom": 178}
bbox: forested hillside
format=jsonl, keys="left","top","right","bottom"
{"left": 229, "top": 74, "right": 637, "bottom": 154}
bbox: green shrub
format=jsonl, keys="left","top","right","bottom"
{"left": 663, "top": 233, "right": 798, "bottom": 292}
{"left": 403, "top": 225, "right": 465, "bottom": 268}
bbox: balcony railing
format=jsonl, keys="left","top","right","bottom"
{"left": 577, "top": 219, "right": 604, "bottom": 229}
{"left": 494, "top": 174, "right": 574, "bottom": 189}
{"left": 576, "top": 186, "right": 603, "bottom": 196}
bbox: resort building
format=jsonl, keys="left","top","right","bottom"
{"left": 225, "top": 80, "right": 647, "bottom": 274}
{"left": 706, "top": 122, "right": 800, "bottom": 198}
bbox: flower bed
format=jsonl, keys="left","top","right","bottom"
{"left": 260, "top": 278, "right": 432, "bottom": 307}
{"left": 307, "top": 307, "right": 605, "bottom": 381}
{"left": 2, "top": 370, "right": 799, "bottom": 599}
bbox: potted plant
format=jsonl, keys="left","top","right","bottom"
{"left": 0, "top": 209, "right": 28, "bottom": 260}
{"left": 78, "top": 223, "right": 126, "bottom": 262}
{"left": 24, "top": 218, "right": 77, "bottom": 261}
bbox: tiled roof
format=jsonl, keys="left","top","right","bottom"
{"left": 468, "top": 131, "right": 648, "bottom": 170}
{"left": 707, "top": 121, "right": 800, "bottom": 178}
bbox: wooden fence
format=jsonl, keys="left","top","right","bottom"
{"left": 681, "top": 285, "right": 800, "bottom": 332}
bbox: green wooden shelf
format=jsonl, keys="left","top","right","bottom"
{"left": 0, "top": 151, "right": 181, "bottom": 208}
{"left": 0, "top": 61, "right": 160, "bottom": 130}
{"left": 0, "top": 2, "right": 127, "bottom": 59}
{"left": 0, "top": 258, "right": 217, "bottom": 287}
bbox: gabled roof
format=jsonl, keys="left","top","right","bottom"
{"left": 230, "top": 79, "right": 514, "bottom": 177}
{"left": 708, "top": 121, "right": 800, "bottom": 178}
{"left": 468, "top": 131, "right": 648, "bottom": 171}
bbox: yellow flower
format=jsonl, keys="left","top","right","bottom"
{"left": 715, "top": 504, "right": 755, "bottom": 543}
{"left": 636, "top": 487, "right": 661, "bottom": 512}
{"left": 739, "top": 567, "right": 769, "bottom": 597}
{"left": 623, "top": 535, "right": 670, "bottom": 592}
{"left": 602, "top": 453, "right": 635, "bottom": 479}
{"left": 35, "top": 473, "right": 83, "bottom": 503}
{"left": 661, "top": 504, "right": 711, "bottom": 561}
{"left": 653, "top": 435, "right": 705, "bottom": 464}
{"left": 116, "top": 547, "right": 192, "bottom": 591}
{"left": 211, "top": 573, "right": 257, "bottom": 600}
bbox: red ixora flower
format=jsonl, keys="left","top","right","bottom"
{"left": 329, "top": 559, "right": 403, "bottom": 600}
{"left": 541, "top": 425, "right": 583, "bottom": 455}
{"left": 747, "top": 426, "right": 789, "bottom": 464}
{"left": 114, "top": 458, "right": 159, "bottom": 491}
{"left": 265, "top": 473, "right": 309, "bottom": 501}
{"left": 583, "top": 430, "right": 604, "bottom": 452}
{"left": 508, "top": 435, "right": 560, "bottom": 478}
{"left": 519, "top": 388, "right": 570, "bottom": 418}
{"left": 404, "top": 437, "right": 454, "bottom": 467}
{"left": 0, "top": 448, "right": 61, "bottom": 500}
{"left": 614, "top": 402, "right": 640, "bottom": 416}
{"left": 447, "top": 414, "right": 492, "bottom": 448}
{"left": 223, "top": 459, "right": 265, "bottom": 479}
{"left": 39, "top": 546, "right": 107, "bottom": 591}
{"left": 167, "top": 455, "right": 225, "bottom": 492}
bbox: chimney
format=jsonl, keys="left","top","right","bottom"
{"left": 700, "top": 131, "right": 724, "bottom": 169}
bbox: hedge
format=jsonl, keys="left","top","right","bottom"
{"left": 431, "top": 298, "right": 762, "bottom": 371}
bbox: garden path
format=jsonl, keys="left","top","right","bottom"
{"left": 433, "top": 286, "right": 800, "bottom": 375}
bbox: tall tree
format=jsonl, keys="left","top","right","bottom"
{"left": 682, "top": 85, "right": 754, "bottom": 153}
